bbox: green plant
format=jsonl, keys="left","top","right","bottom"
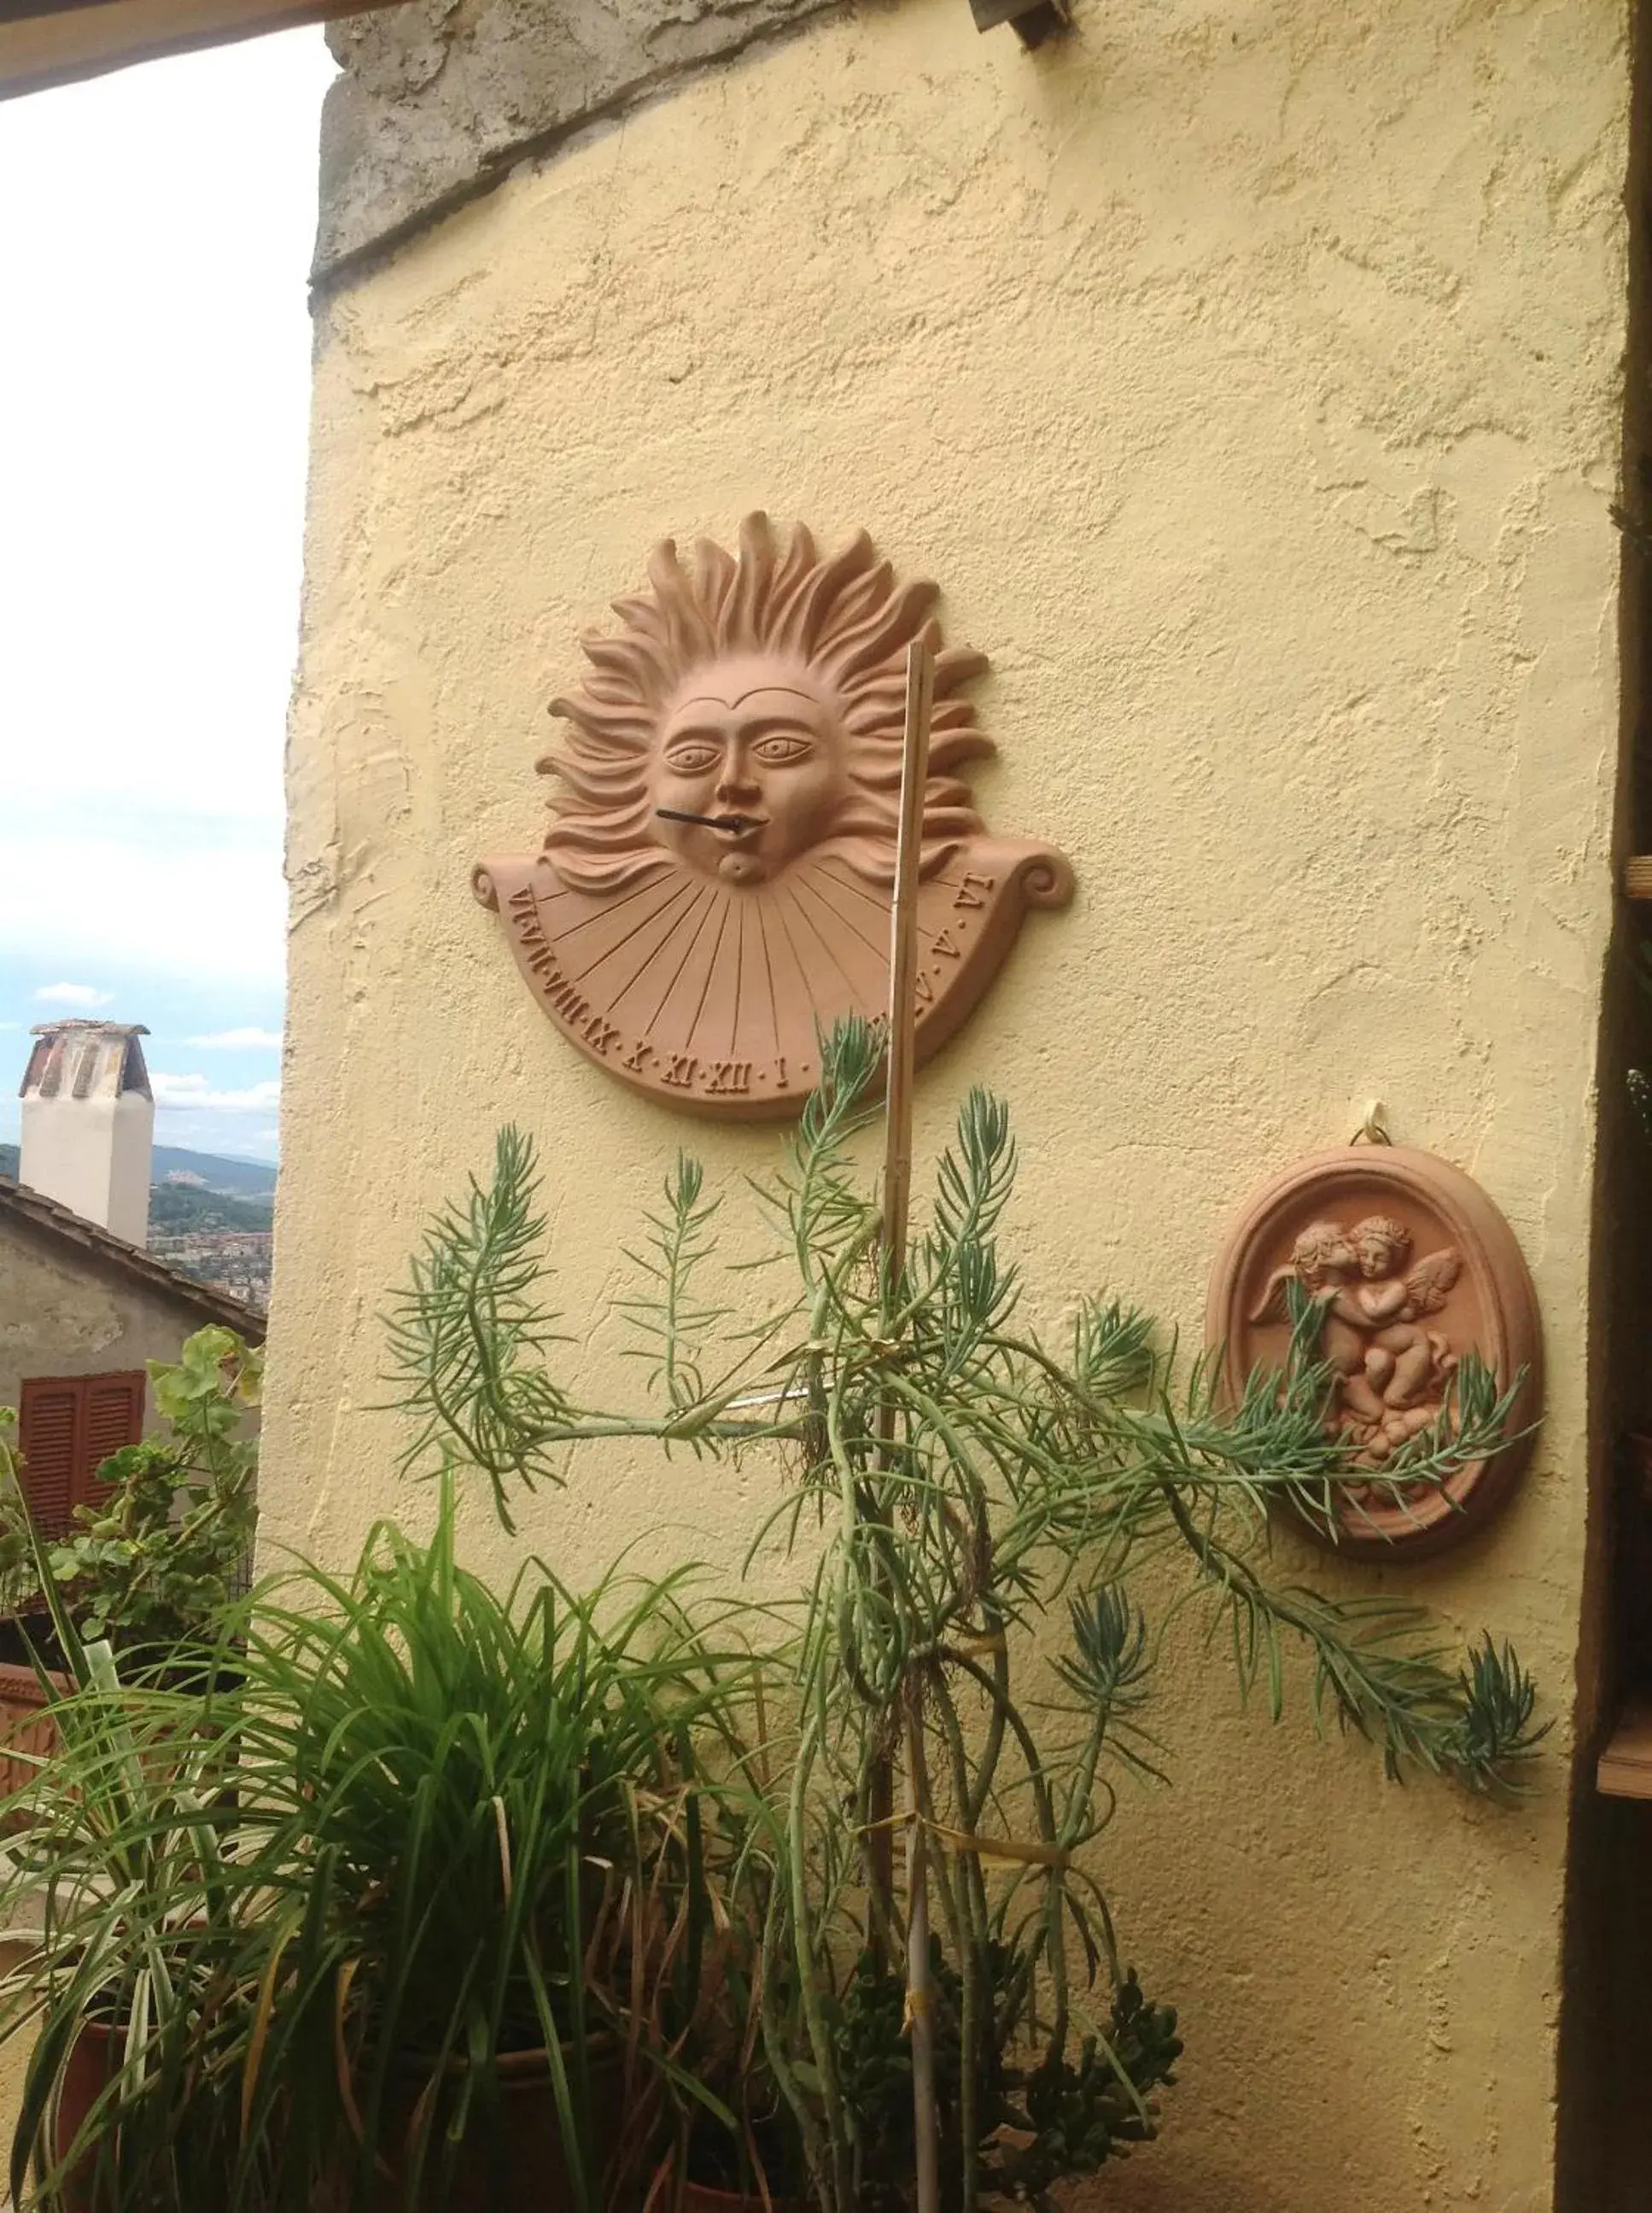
{"left": 790, "top": 1942, "right": 1178, "bottom": 2213}
{"left": 0, "top": 1029, "right": 1541, "bottom": 2213}
{"left": 0, "top": 1326, "right": 260, "bottom": 1651}
{"left": 240, "top": 1512, "right": 765, "bottom": 2210}
{"left": 658, "top": 1878, "right": 812, "bottom": 2206}
{"left": 0, "top": 1492, "right": 765, "bottom": 2213}
{"left": 0, "top": 1426, "right": 252, "bottom": 2211}
{"left": 388, "top": 1019, "right": 1543, "bottom": 2213}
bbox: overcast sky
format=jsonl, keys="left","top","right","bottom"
{"left": 0, "top": 26, "right": 336, "bottom": 1162}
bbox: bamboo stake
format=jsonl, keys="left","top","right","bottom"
{"left": 884, "top": 639, "right": 940, "bottom": 2213}
{"left": 903, "top": 1702, "right": 939, "bottom": 2213}
{"left": 866, "top": 639, "right": 937, "bottom": 1947}
{"left": 882, "top": 638, "right": 934, "bottom": 1284}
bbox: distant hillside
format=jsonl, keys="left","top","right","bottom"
{"left": 149, "top": 1182, "right": 273, "bottom": 1235}
{"left": 0, "top": 1143, "right": 276, "bottom": 1206}
{"left": 152, "top": 1147, "right": 277, "bottom": 1199}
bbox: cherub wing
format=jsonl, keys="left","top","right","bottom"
{"left": 1247, "top": 1266, "right": 1298, "bottom": 1327}
{"left": 1404, "top": 1247, "right": 1461, "bottom": 1317}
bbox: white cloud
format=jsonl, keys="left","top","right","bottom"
{"left": 152, "top": 1072, "right": 282, "bottom": 1115}
{"left": 0, "top": 31, "right": 332, "bottom": 1003}
{"left": 0, "top": 815, "right": 286, "bottom": 989}
{"left": 34, "top": 982, "right": 114, "bottom": 1008}
{"left": 0, "top": 33, "right": 333, "bottom": 837}
{"left": 185, "top": 1027, "right": 283, "bottom": 1051}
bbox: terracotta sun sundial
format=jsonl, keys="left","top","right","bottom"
{"left": 475, "top": 514, "right": 1073, "bottom": 1118}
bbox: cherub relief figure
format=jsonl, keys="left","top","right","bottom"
{"left": 1252, "top": 1214, "right": 1463, "bottom": 1463}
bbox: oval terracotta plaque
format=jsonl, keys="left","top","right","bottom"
{"left": 1205, "top": 1147, "right": 1542, "bottom": 1559}
{"left": 475, "top": 513, "right": 1072, "bottom": 1119}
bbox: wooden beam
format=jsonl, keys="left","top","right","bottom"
{"left": 1597, "top": 1694, "right": 1652, "bottom": 1799}
{"left": 0, "top": 0, "right": 395, "bottom": 99}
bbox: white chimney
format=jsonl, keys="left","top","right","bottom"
{"left": 18, "top": 1022, "right": 155, "bottom": 1247}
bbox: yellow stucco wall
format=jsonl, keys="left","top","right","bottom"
{"left": 271, "top": 0, "right": 1630, "bottom": 2204}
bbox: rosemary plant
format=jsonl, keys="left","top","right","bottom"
{"left": 387, "top": 1017, "right": 1544, "bottom": 2213}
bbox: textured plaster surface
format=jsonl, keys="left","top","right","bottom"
{"left": 272, "top": 0, "right": 1630, "bottom": 2204}
{"left": 314, "top": 0, "right": 842, "bottom": 279}
{"left": 0, "top": 1217, "right": 229, "bottom": 1424}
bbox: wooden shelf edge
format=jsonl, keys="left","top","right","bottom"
{"left": 1624, "top": 856, "right": 1652, "bottom": 902}
{"left": 1597, "top": 1693, "right": 1652, "bottom": 1798}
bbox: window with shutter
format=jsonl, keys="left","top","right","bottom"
{"left": 79, "top": 1375, "right": 146, "bottom": 1512}
{"left": 16, "top": 1381, "right": 79, "bottom": 1534}
{"left": 16, "top": 1373, "right": 145, "bottom": 1538}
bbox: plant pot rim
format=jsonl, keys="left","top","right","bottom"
{"left": 679, "top": 2183, "right": 812, "bottom": 2213}
{"left": 400, "top": 2032, "right": 622, "bottom": 2083}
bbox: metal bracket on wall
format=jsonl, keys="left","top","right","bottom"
{"left": 967, "top": 0, "right": 1069, "bottom": 49}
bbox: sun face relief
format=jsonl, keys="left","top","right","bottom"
{"left": 651, "top": 657, "right": 848, "bottom": 887}
{"left": 474, "top": 513, "right": 1074, "bottom": 1118}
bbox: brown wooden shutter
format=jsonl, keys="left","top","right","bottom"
{"left": 17, "top": 1372, "right": 145, "bottom": 1536}
{"left": 79, "top": 1374, "right": 146, "bottom": 1510}
{"left": 17, "top": 1380, "right": 82, "bottom": 1534}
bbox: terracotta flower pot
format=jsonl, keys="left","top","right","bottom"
{"left": 54, "top": 2024, "right": 628, "bottom": 2213}
{"left": 378, "top": 2041, "right": 628, "bottom": 2213}
{"left": 50, "top": 2019, "right": 119, "bottom": 2213}
{"left": 679, "top": 2181, "right": 811, "bottom": 2213}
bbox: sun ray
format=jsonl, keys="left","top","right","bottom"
{"left": 572, "top": 877, "right": 702, "bottom": 996}
{"left": 552, "top": 868, "right": 683, "bottom": 942}
{"left": 630, "top": 885, "right": 721, "bottom": 1033}
{"left": 754, "top": 898, "right": 782, "bottom": 1061}
{"left": 777, "top": 881, "right": 864, "bottom": 1013}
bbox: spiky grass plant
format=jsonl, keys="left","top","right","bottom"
{"left": 387, "top": 1018, "right": 1543, "bottom": 2213}
{"left": 216, "top": 1513, "right": 765, "bottom": 2213}
{"left": 0, "top": 1482, "right": 768, "bottom": 2213}
{"left": 0, "top": 1434, "right": 256, "bottom": 2213}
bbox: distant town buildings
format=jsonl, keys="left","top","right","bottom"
{"left": 147, "top": 1224, "right": 273, "bottom": 1309}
